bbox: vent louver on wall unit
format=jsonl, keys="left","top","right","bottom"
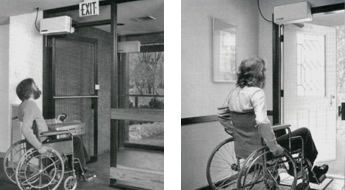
{"left": 40, "top": 16, "right": 75, "bottom": 35}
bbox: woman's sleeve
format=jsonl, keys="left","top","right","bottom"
{"left": 251, "top": 89, "right": 271, "bottom": 125}
{"left": 21, "top": 102, "right": 42, "bottom": 149}
{"left": 251, "top": 89, "right": 278, "bottom": 148}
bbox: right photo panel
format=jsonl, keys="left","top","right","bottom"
{"left": 181, "top": 0, "right": 345, "bottom": 189}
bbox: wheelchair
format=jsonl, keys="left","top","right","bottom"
{"left": 3, "top": 130, "right": 88, "bottom": 190}
{"left": 206, "top": 108, "right": 326, "bottom": 190}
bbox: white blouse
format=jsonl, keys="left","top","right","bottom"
{"left": 227, "top": 86, "right": 270, "bottom": 125}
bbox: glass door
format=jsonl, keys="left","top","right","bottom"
{"left": 52, "top": 35, "right": 98, "bottom": 161}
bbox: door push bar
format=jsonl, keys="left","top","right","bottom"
{"left": 53, "top": 95, "right": 98, "bottom": 99}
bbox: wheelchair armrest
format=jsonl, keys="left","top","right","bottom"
{"left": 272, "top": 124, "right": 291, "bottom": 132}
{"left": 40, "top": 130, "right": 72, "bottom": 137}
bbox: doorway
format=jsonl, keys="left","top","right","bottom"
{"left": 283, "top": 23, "right": 337, "bottom": 162}
{"left": 43, "top": 3, "right": 113, "bottom": 162}
{"left": 281, "top": 8, "right": 344, "bottom": 174}
{"left": 42, "top": 0, "right": 164, "bottom": 189}
{"left": 51, "top": 35, "right": 98, "bottom": 161}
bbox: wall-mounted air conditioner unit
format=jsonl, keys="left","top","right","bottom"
{"left": 40, "top": 16, "right": 74, "bottom": 35}
{"left": 118, "top": 41, "right": 141, "bottom": 53}
{"left": 274, "top": 2, "right": 312, "bottom": 25}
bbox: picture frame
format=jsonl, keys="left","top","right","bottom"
{"left": 212, "top": 17, "right": 237, "bottom": 83}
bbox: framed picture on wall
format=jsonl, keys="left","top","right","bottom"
{"left": 212, "top": 17, "right": 237, "bottom": 83}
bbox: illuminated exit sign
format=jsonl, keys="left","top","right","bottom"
{"left": 79, "top": 0, "right": 99, "bottom": 17}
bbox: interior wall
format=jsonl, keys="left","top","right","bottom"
{"left": 9, "top": 11, "right": 43, "bottom": 108}
{"left": 0, "top": 25, "right": 10, "bottom": 153}
{"left": 0, "top": 11, "right": 43, "bottom": 153}
{"left": 181, "top": 0, "right": 260, "bottom": 189}
{"left": 181, "top": 122, "right": 229, "bottom": 190}
{"left": 181, "top": 0, "right": 259, "bottom": 118}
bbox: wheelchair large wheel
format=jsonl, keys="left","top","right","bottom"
{"left": 15, "top": 147, "right": 65, "bottom": 190}
{"left": 237, "top": 147, "right": 297, "bottom": 190}
{"left": 206, "top": 137, "right": 239, "bottom": 190}
{"left": 3, "top": 139, "right": 27, "bottom": 184}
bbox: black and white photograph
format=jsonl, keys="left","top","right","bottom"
{"left": 182, "top": 0, "right": 345, "bottom": 189}
{"left": 0, "top": 0, "right": 164, "bottom": 189}
{"left": 2, "top": 0, "right": 345, "bottom": 190}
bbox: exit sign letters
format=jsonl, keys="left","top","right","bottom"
{"left": 79, "top": 0, "right": 99, "bottom": 17}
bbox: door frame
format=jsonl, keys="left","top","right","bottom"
{"left": 43, "top": 1, "right": 163, "bottom": 189}
{"left": 272, "top": 3, "right": 345, "bottom": 124}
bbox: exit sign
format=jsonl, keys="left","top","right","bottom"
{"left": 79, "top": 0, "right": 99, "bottom": 17}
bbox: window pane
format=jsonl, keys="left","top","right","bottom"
{"left": 119, "top": 51, "right": 164, "bottom": 109}
{"left": 117, "top": 120, "right": 164, "bottom": 171}
{"left": 297, "top": 33, "right": 326, "bottom": 96}
{"left": 125, "top": 120, "right": 164, "bottom": 147}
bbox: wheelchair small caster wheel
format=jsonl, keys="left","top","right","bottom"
{"left": 64, "top": 176, "right": 77, "bottom": 190}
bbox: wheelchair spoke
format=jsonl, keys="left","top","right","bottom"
{"left": 9, "top": 171, "right": 19, "bottom": 180}
{"left": 266, "top": 169, "right": 278, "bottom": 184}
{"left": 21, "top": 157, "right": 60, "bottom": 185}
{"left": 207, "top": 138, "right": 238, "bottom": 190}
{"left": 41, "top": 172, "right": 53, "bottom": 181}
{"left": 215, "top": 150, "right": 233, "bottom": 166}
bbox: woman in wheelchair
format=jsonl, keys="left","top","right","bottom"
{"left": 225, "top": 57, "right": 328, "bottom": 182}
{"left": 15, "top": 78, "right": 95, "bottom": 181}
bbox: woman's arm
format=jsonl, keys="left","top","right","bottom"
{"left": 251, "top": 89, "right": 284, "bottom": 155}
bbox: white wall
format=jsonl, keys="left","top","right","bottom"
{"left": 181, "top": 0, "right": 260, "bottom": 189}
{"left": 181, "top": 122, "right": 230, "bottom": 190}
{"left": 181, "top": 0, "right": 259, "bottom": 118}
{"left": 0, "top": 11, "right": 43, "bottom": 153}
{"left": 9, "top": 11, "right": 43, "bottom": 108}
{"left": 0, "top": 25, "right": 10, "bottom": 153}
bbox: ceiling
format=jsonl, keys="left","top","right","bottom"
{"left": 48, "top": 0, "right": 164, "bottom": 35}
{"left": 117, "top": 0, "right": 163, "bottom": 35}
{"left": 0, "top": 0, "right": 81, "bottom": 24}
{"left": 0, "top": 0, "right": 164, "bottom": 35}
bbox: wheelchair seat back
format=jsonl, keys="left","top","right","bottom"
{"left": 229, "top": 111, "right": 263, "bottom": 159}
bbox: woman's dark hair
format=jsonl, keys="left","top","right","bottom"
{"left": 236, "top": 57, "right": 266, "bottom": 88}
{"left": 16, "top": 78, "right": 36, "bottom": 101}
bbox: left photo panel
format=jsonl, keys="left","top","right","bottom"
{"left": 0, "top": 0, "right": 164, "bottom": 190}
